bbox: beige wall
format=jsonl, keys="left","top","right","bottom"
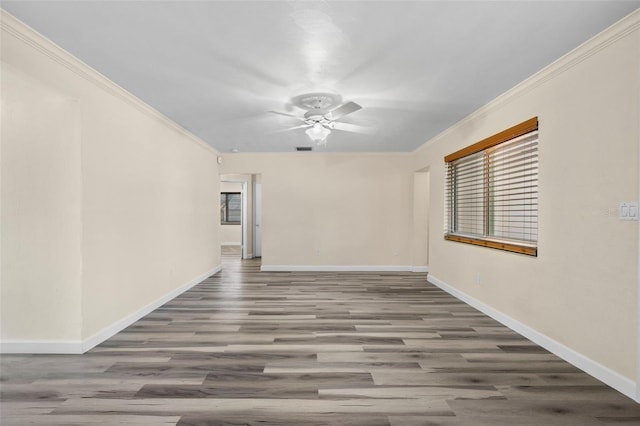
{"left": 81, "top": 99, "right": 220, "bottom": 340}
{"left": 0, "top": 12, "right": 220, "bottom": 346}
{"left": 412, "top": 170, "right": 429, "bottom": 269}
{"left": 413, "top": 13, "right": 639, "bottom": 383}
{"left": 221, "top": 153, "right": 414, "bottom": 267}
{"left": 1, "top": 64, "right": 83, "bottom": 342}
{"left": 220, "top": 181, "right": 242, "bottom": 245}
{"left": 220, "top": 226, "right": 242, "bottom": 246}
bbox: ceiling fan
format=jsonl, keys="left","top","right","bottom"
{"left": 269, "top": 92, "right": 371, "bottom": 144}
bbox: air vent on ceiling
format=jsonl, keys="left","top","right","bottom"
{"left": 296, "top": 146, "right": 312, "bottom": 151}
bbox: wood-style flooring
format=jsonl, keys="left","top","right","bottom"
{"left": 2, "top": 257, "right": 639, "bottom": 425}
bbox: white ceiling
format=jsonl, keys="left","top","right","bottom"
{"left": 3, "top": 1, "right": 639, "bottom": 153}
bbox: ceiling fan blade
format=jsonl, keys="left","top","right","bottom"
{"left": 268, "top": 110, "right": 306, "bottom": 121}
{"left": 328, "top": 101, "right": 362, "bottom": 120}
{"left": 273, "top": 123, "right": 312, "bottom": 133}
{"left": 331, "top": 122, "right": 375, "bottom": 135}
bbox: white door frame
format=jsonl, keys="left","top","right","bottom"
{"left": 241, "top": 181, "right": 248, "bottom": 259}
{"left": 220, "top": 177, "right": 249, "bottom": 259}
{"left": 253, "top": 181, "right": 262, "bottom": 258}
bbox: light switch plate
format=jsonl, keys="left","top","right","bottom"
{"left": 619, "top": 202, "right": 639, "bottom": 220}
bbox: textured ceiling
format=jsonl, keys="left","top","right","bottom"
{"left": 2, "top": 1, "right": 639, "bottom": 152}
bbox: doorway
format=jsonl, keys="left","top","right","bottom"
{"left": 220, "top": 174, "right": 262, "bottom": 260}
{"left": 220, "top": 180, "right": 243, "bottom": 258}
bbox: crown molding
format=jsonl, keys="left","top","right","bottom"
{"left": 0, "top": 10, "right": 218, "bottom": 156}
{"left": 415, "top": 8, "right": 640, "bottom": 153}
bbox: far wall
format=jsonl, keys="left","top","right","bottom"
{"left": 220, "top": 153, "right": 416, "bottom": 269}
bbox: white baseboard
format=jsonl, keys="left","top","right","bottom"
{"left": 0, "top": 264, "right": 222, "bottom": 355}
{"left": 260, "top": 265, "right": 418, "bottom": 272}
{"left": 411, "top": 266, "right": 429, "bottom": 273}
{"left": 0, "top": 340, "right": 83, "bottom": 354}
{"left": 81, "top": 264, "right": 222, "bottom": 352}
{"left": 428, "top": 274, "right": 639, "bottom": 402}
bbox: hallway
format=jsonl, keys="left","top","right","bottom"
{"left": 1, "top": 258, "right": 639, "bottom": 425}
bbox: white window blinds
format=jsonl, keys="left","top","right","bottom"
{"left": 445, "top": 118, "right": 538, "bottom": 256}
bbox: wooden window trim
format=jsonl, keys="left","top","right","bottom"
{"left": 444, "top": 117, "right": 538, "bottom": 163}
{"left": 444, "top": 117, "right": 539, "bottom": 257}
{"left": 444, "top": 234, "right": 537, "bottom": 256}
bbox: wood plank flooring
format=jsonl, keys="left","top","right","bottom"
{"left": 2, "top": 257, "right": 639, "bottom": 425}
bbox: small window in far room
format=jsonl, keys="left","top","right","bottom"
{"left": 220, "top": 192, "right": 241, "bottom": 225}
{"left": 444, "top": 117, "right": 539, "bottom": 256}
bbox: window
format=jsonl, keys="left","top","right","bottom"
{"left": 220, "top": 192, "right": 241, "bottom": 224}
{"left": 444, "top": 117, "right": 538, "bottom": 256}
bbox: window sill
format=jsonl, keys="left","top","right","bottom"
{"left": 445, "top": 234, "right": 537, "bottom": 256}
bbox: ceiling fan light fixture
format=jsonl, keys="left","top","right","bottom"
{"left": 305, "top": 122, "right": 331, "bottom": 143}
